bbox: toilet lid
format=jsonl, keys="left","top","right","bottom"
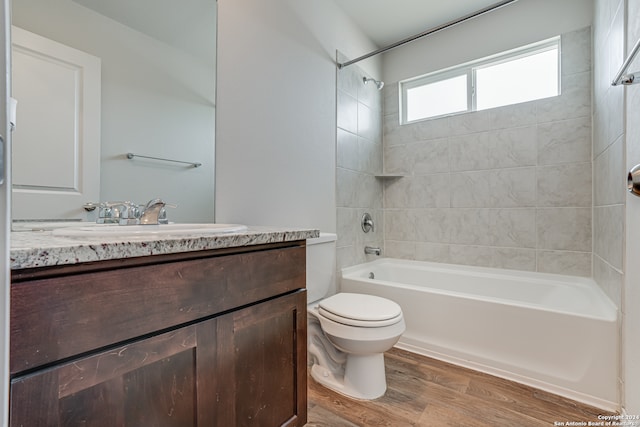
{"left": 318, "top": 293, "right": 403, "bottom": 327}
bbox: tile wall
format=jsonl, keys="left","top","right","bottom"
{"left": 381, "top": 27, "right": 593, "bottom": 276}
{"left": 624, "top": 0, "right": 640, "bottom": 412}
{"left": 593, "top": 0, "right": 625, "bottom": 309}
{"left": 336, "top": 55, "right": 384, "bottom": 270}
{"left": 593, "top": 0, "right": 637, "bottom": 409}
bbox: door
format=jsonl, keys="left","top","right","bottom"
{"left": 11, "top": 26, "right": 101, "bottom": 220}
{"left": 212, "top": 290, "right": 307, "bottom": 427}
{"left": 10, "top": 320, "right": 217, "bottom": 426}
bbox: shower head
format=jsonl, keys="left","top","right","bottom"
{"left": 363, "top": 76, "right": 384, "bottom": 90}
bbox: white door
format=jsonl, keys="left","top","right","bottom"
{"left": 11, "top": 26, "right": 101, "bottom": 220}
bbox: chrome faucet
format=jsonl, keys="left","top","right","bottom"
{"left": 94, "top": 198, "right": 174, "bottom": 225}
{"left": 140, "top": 198, "right": 169, "bottom": 225}
{"left": 96, "top": 201, "right": 140, "bottom": 225}
{"left": 361, "top": 213, "right": 375, "bottom": 233}
{"left": 364, "top": 246, "right": 382, "bottom": 256}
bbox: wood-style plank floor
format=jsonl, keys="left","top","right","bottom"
{"left": 307, "top": 348, "right": 615, "bottom": 426}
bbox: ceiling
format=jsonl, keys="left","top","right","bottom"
{"left": 73, "top": 0, "right": 216, "bottom": 62}
{"left": 333, "top": 0, "right": 509, "bottom": 47}
{"left": 71, "top": 0, "right": 511, "bottom": 62}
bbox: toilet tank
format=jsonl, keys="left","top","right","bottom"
{"left": 306, "top": 233, "right": 337, "bottom": 304}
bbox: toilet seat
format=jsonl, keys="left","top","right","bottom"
{"left": 318, "top": 293, "right": 403, "bottom": 327}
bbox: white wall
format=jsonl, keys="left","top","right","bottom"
{"left": 215, "top": 0, "right": 379, "bottom": 230}
{"left": 12, "top": 0, "right": 216, "bottom": 223}
{"left": 383, "top": 0, "right": 593, "bottom": 83}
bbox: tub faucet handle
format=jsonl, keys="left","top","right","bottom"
{"left": 362, "top": 213, "right": 374, "bottom": 233}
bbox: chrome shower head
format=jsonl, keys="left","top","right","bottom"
{"left": 363, "top": 76, "right": 384, "bottom": 90}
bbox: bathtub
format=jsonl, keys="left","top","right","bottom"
{"left": 341, "top": 258, "right": 618, "bottom": 411}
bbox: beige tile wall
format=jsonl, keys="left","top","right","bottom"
{"left": 592, "top": 0, "right": 625, "bottom": 309}
{"left": 336, "top": 55, "right": 384, "bottom": 271}
{"left": 381, "top": 27, "right": 593, "bottom": 276}
{"left": 624, "top": 0, "right": 640, "bottom": 412}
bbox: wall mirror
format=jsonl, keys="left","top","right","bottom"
{"left": 11, "top": 0, "right": 217, "bottom": 225}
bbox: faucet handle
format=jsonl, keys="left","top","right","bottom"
{"left": 119, "top": 202, "right": 142, "bottom": 225}
{"left": 361, "top": 213, "right": 375, "bottom": 233}
{"left": 96, "top": 201, "right": 126, "bottom": 224}
{"left": 95, "top": 201, "right": 142, "bottom": 224}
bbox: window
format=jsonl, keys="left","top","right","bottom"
{"left": 400, "top": 37, "right": 560, "bottom": 124}
{"left": 405, "top": 73, "right": 468, "bottom": 122}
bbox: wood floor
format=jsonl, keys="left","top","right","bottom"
{"left": 306, "top": 348, "right": 615, "bottom": 426}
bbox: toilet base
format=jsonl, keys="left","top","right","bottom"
{"left": 310, "top": 353, "right": 387, "bottom": 400}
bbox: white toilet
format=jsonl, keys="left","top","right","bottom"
{"left": 306, "top": 233, "right": 405, "bottom": 400}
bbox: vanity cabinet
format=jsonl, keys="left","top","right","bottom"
{"left": 9, "top": 242, "right": 308, "bottom": 427}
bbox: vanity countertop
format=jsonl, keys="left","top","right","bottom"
{"left": 10, "top": 225, "right": 319, "bottom": 270}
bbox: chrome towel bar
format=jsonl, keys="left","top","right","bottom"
{"left": 126, "top": 152, "right": 202, "bottom": 168}
{"left": 612, "top": 37, "right": 640, "bottom": 86}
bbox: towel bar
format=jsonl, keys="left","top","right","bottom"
{"left": 126, "top": 152, "right": 202, "bottom": 168}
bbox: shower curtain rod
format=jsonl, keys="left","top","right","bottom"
{"left": 337, "top": 0, "right": 520, "bottom": 69}
{"left": 611, "top": 36, "right": 640, "bottom": 86}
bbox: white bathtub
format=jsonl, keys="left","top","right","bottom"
{"left": 341, "top": 258, "right": 619, "bottom": 411}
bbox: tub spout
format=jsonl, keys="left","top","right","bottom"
{"left": 364, "top": 246, "right": 381, "bottom": 256}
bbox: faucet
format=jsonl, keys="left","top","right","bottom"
{"left": 94, "top": 198, "right": 175, "bottom": 225}
{"left": 96, "top": 201, "right": 140, "bottom": 224}
{"left": 361, "top": 213, "right": 374, "bottom": 233}
{"left": 140, "top": 198, "right": 172, "bottom": 225}
{"left": 364, "top": 246, "right": 382, "bottom": 256}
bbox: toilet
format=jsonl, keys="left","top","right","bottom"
{"left": 306, "top": 233, "right": 405, "bottom": 400}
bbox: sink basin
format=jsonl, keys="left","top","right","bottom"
{"left": 51, "top": 223, "right": 248, "bottom": 238}
{"left": 13, "top": 221, "right": 93, "bottom": 232}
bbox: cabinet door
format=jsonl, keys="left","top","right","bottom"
{"left": 10, "top": 319, "right": 216, "bottom": 427}
{"left": 10, "top": 290, "right": 307, "bottom": 427}
{"left": 212, "top": 290, "right": 307, "bottom": 427}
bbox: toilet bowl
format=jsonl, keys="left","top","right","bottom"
{"left": 307, "top": 292, "right": 405, "bottom": 400}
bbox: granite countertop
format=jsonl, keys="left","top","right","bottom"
{"left": 10, "top": 224, "right": 319, "bottom": 270}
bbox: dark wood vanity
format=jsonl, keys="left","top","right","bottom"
{"left": 9, "top": 239, "right": 308, "bottom": 426}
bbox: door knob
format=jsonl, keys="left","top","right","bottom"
{"left": 628, "top": 164, "right": 640, "bottom": 197}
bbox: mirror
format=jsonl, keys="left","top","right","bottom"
{"left": 11, "top": 0, "right": 217, "bottom": 224}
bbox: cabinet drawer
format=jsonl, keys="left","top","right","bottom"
{"left": 11, "top": 244, "right": 306, "bottom": 374}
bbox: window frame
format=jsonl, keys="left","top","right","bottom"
{"left": 400, "top": 36, "right": 561, "bottom": 125}
{"left": 402, "top": 68, "right": 472, "bottom": 123}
